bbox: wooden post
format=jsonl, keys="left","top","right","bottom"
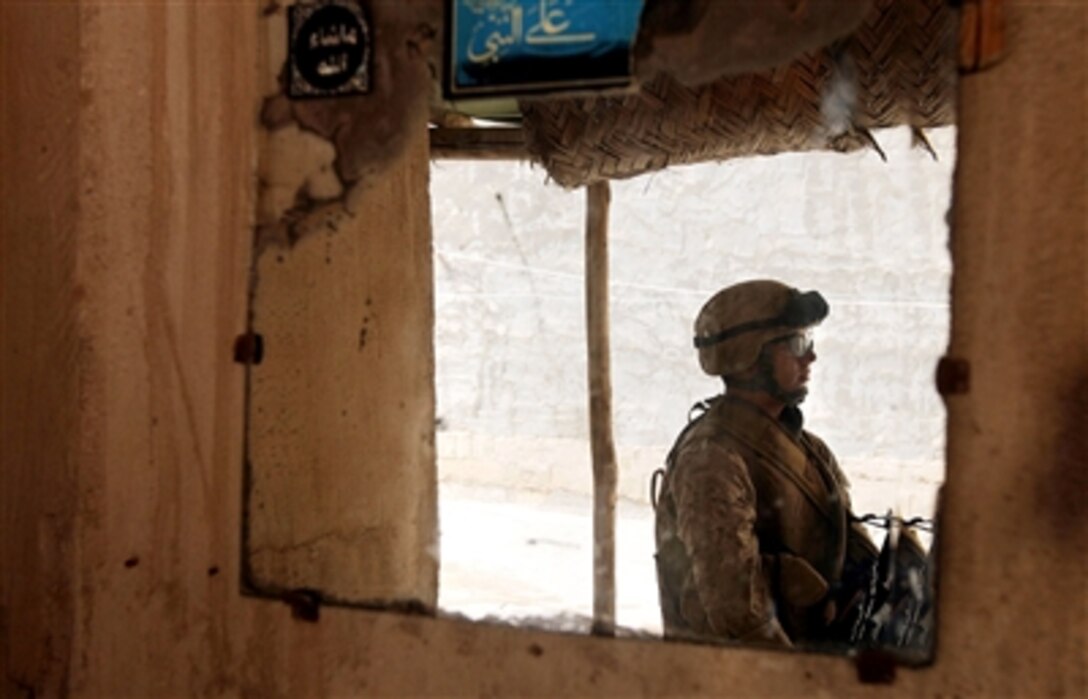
{"left": 429, "top": 127, "right": 529, "bottom": 160}
{"left": 585, "top": 180, "right": 617, "bottom": 636}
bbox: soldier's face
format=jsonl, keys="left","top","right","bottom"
{"left": 768, "top": 332, "right": 816, "bottom": 402}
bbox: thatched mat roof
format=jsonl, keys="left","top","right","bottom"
{"left": 520, "top": 0, "right": 956, "bottom": 188}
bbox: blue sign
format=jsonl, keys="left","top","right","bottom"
{"left": 447, "top": 0, "right": 644, "bottom": 98}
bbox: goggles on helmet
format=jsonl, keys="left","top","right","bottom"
{"left": 768, "top": 330, "right": 815, "bottom": 358}
{"left": 693, "top": 289, "right": 829, "bottom": 349}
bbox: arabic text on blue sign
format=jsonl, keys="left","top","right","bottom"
{"left": 449, "top": 0, "right": 644, "bottom": 97}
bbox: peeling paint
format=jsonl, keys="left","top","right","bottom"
{"left": 257, "top": 123, "right": 344, "bottom": 247}
{"left": 256, "top": 3, "right": 438, "bottom": 252}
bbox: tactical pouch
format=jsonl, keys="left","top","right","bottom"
{"left": 763, "top": 552, "right": 830, "bottom": 608}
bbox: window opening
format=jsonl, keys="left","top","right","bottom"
{"left": 431, "top": 125, "right": 954, "bottom": 644}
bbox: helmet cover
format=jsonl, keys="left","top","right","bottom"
{"left": 694, "top": 280, "right": 828, "bottom": 377}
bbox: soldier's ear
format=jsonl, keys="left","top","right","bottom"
{"left": 724, "top": 366, "right": 754, "bottom": 384}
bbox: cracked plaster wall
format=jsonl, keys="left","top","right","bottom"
{"left": 244, "top": 0, "right": 440, "bottom": 605}
{"left": 1, "top": 1, "right": 1084, "bottom": 697}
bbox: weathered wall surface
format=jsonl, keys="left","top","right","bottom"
{"left": 1, "top": 2, "right": 1084, "bottom": 699}
{"left": 248, "top": 129, "right": 437, "bottom": 606}
{"left": 0, "top": 5, "right": 82, "bottom": 696}
{"left": 246, "top": 0, "right": 440, "bottom": 608}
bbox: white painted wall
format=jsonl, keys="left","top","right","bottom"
{"left": 431, "top": 126, "right": 954, "bottom": 518}
{"left": 431, "top": 127, "right": 954, "bottom": 629}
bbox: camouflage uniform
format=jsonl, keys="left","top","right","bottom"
{"left": 655, "top": 395, "right": 877, "bottom": 647}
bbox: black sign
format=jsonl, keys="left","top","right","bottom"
{"left": 288, "top": 0, "right": 371, "bottom": 99}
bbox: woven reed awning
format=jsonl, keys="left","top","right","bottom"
{"left": 519, "top": 0, "right": 956, "bottom": 188}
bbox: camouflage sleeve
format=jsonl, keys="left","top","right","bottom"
{"left": 670, "top": 438, "right": 791, "bottom": 646}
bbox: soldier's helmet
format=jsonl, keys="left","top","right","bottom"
{"left": 694, "top": 279, "right": 829, "bottom": 377}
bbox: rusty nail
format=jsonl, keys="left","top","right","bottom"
{"left": 283, "top": 589, "right": 321, "bottom": 623}
{"left": 936, "top": 356, "right": 970, "bottom": 395}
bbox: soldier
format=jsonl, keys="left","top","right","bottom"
{"left": 653, "top": 279, "right": 878, "bottom": 648}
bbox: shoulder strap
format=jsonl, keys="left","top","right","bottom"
{"left": 651, "top": 396, "right": 719, "bottom": 510}
{"left": 715, "top": 416, "right": 838, "bottom": 524}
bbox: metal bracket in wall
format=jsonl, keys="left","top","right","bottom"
{"left": 234, "top": 333, "right": 265, "bottom": 365}
{"left": 855, "top": 648, "right": 898, "bottom": 684}
{"left": 936, "top": 356, "right": 971, "bottom": 395}
{"left": 283, "top": 588, "right": 322, "bottom": 623}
